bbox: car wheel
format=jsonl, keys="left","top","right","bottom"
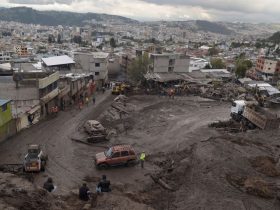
{"left": 126, "top": 160, "right": 135, "bottom": 167}
{"left": 98, "top": 163, "right": 109, "bottom": 169}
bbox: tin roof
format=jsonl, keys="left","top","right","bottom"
{"left": 0, "top": 99, "right": 11, "bottom": 106}
{"left": 42, "top": 55, "right": 75, "bottom": 67}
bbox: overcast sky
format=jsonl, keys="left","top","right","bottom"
{"left": 1, "top": 0, "right": 280, "bottom": 22}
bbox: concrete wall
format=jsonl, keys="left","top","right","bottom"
{"left": 173, "top": 58, "right": 190, "bottom": 73}
{"left": 153, "top": 56, "right": 169, "bottom": 73}
{"left": 74, "top": 53, "right": 108, "bottom": 81}
{"left": 38, "top": 71, "right": 59, "bottom": 89}
{"left": 262, "top": 60, "right": 277, "bottom": 74}
{"left": 152, "top": 54, "right": 190, "bottom": 73}
{"left": 0, "top": 102, "right": 12, "bottom": 126}
{"left": 0, "top": 119, "right": 16, "bottom": 142}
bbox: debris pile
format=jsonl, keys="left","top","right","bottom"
{"left": 209, "top": 119, "right": 242, "bottom": 133}
{"left": 0, "top": 172, "right": 66, "bottom": 210}
{"left": 250, "top": 156, "right": 280, "bottom": 177}
{"left": 226, "top": 174, "right": 277, "bottom": 199}
{"left": 201, "top": 83, "right": 247, "bottom": 101}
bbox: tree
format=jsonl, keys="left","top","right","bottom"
{"left": 235, "top": 57, "right": 253, "bottom": 78}
{"left": 48, "top": 34, "right": 55, "bottom": 43}
{"left": 57, "top": 33, "right": 62, "bottom": 44}
{"left": 72, "top": 35, "right": 82, "bottom": 44}
{"left": 110, "top": 37, "right": 117, "bottom": 48}
{"left": 210, "top": 58, "right": 226, "bottom": 69}
{"left": 128, "top": 54, "right": 151, "bottom": 83}
{"left": 208, "top": 47, "right": 219, "bottom": 56}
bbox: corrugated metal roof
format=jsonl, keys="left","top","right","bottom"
{"left": 0, "top": 99, "right": 11, "bottom": 106}
{"left": 42, "top": 55, "right": 75, "bottom": 67}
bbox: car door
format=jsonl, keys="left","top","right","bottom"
{"left": 120, "top": 151, "right": 129, "bottom": 164}
{"left": 109, "top": 152, "right": 121, "bottom": 166}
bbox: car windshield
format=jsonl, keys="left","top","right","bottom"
{"left": 105, "top": 148, "right": 113, "bottom": 157}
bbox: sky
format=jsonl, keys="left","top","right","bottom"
{"left": 1, "top": 0, "right": 280, "bottom": 22}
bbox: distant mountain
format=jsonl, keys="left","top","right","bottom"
{"left": 0, "top": 7, "right": 136, "bottom": 26}
{"left": 268, "top": 31, "right": 280, "bottom": 43}
{"left": 195, "top": 20, "right": 234, "bottom": 35}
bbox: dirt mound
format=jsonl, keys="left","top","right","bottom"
{"left": 250, "top": 156, "right": 280, "bottom": 177}
{"left": 226, "top": 174, "right": 277, "bottom": 199}
{"left": 0, "top": 172, "right": 66, "bottom": 210}
{"left": 244, "top": 177, "right": 275, "bottom": 199}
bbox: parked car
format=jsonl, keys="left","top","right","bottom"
{"left": 84, "top": 120, "right": 106, "bottom": 135}
{"left": 95, "top": 145, "right": 137, "bottom": 169}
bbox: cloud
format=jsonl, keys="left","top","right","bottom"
{"left": 2, "top": 0, "right": 280, "bottom": 22}
{"left": 8, "top": 0, "right": 72, "bottom": 4}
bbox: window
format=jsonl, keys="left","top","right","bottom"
{"left": 1, "top": 103, "right": 7, "bottom": 112}
{"left": 95, "top": 63, "right": 100, "bottom": 67}
{"left": 111, "top": 152, "right": 120, "bottom": 158}
{"left": 95, "top": 72, "right": 99, "bottom": 76}
{"left": 121, "top": 151, "right": 129, "bottom": 157}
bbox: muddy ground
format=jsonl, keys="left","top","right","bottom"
{"left": 1, "top": 93, "right": 280, "bottom": 209}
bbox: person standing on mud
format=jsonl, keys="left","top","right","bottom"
{"left": 140, "top": 151, "right": 146, "bottom": 168}
{"left": 79, "top": 183, "right": 91, "bottom": 201}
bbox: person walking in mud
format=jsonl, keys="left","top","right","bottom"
{"left": 85, "top": 96, "right": 89, "bottom": 107}
{"left": 92, "top": 95, "right": 96, "bottom": 105}
{"left": 140, "top": 151, "right": 146, "bottom": 168}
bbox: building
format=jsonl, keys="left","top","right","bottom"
{"left": 255, "top": 57, "right": 280, "bottom": 80}
{"left": 149, "top": 53, "right": 190, "bottom": 73}
{"left": 42, "top": 55, "right": 75, "bottom": 72}
{"left": 14, "top": 45, "right": 28, "bottom": 57}
{"left": 74, "top": 52, "right": 109, "bottom": 88}
{"left": 0, "top": 71, "right": 59, "bottom": 131}
{"left": 0, "top": 99, "right": 16, "bottom": 142}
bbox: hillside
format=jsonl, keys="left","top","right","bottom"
{"left": 268, "top": 31, "right": 280, "bottom": 43}
{"left": 0, "top": 7, "right": 136, "bottom": 26}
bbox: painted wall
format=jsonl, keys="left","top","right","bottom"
{"left": 0, "top": 102, "right": 12, "bottom": 127}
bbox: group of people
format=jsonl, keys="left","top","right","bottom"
{"left": 43, "top": 175, "right": 111, "bottom": 202}
{"left": 79, "top": 175, "right": 111, "bottom": 201}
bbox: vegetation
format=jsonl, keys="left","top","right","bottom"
{"left": 208, "top": 47, "right": 219, "bottom": 56}
{"left": 72, "top": 35, "right": 82, "bottom": 44}
{"left": 110, "top": 37, "right": 117, "bottom": 48}
{"left": 235, "top": 54, "right": 253, "bottom": 78}
{"left": 128, "top": 54, "right": 151, "bottom": 83}
{"left": 210, "top": 58, "right": 226, "bottom": 69}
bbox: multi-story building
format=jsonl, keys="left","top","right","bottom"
{"left": 149, "top": 53, "right": 190, "bottom": 73}
{"left": 14, "top": 45, "right": 28, "bottom": 57}
{"left": 0, "top": 70, "right": 59, "bottom": 131}
{"left": 74, "top": 51, "right": 109, "bottom": 87}
{"left": 255, "top": 57, "right": 280, "bottom": 80}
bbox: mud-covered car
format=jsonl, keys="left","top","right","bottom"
{"left": 84, "top": 120, "right": 106, "bottom": 134}
{"left": 95, "top": 145, "right": 137, "bottom": 169}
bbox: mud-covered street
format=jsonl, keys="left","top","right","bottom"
{"left": 1, "top": 93, "right": 280, "bottom": 209}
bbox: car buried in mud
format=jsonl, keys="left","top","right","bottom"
{"left": 95, "top": 145, "right": 137, "bottom": 169}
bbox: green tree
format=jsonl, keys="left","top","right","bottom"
{"left": 210, "top": 58, "right": 226, "bottom": 69}
{"left": 235, "top": 58, "right": 253, "bottom": 78}
{"left": 48, "top": 34, "right": 55, "bottom": 43}
{"left": 128, "top": 54, "right": 151, "bottom": 83}
{"left": 110, "top": 37, "right": 117, "bottom": 48}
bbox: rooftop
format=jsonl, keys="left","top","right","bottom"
{"left": 0, "top": 99, "right": 11, "bottom": 106}
{"left": 42, "top": 55, "right": 75, "bottom": 67}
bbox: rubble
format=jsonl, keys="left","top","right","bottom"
{"left": 250, "top": 156, "right": 280, "bottom": 177}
